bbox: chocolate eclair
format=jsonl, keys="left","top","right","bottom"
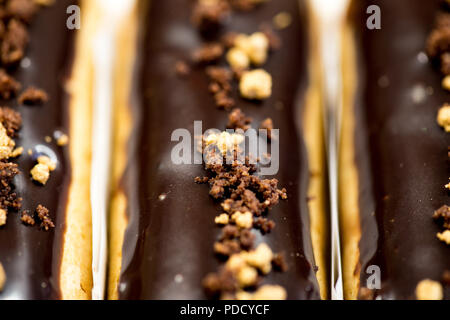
{"left": 109, "top": 0, "right": 328, "bottom": 299}
{"left": 0, "top": 0, "right": 94, "bottom": 299}
{"left": 341, "top": 0, "right": 450, "bottom": 300}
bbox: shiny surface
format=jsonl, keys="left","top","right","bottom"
{"left": 0, "top": 0, "right": 77, "bottom": 300}
{"left": 118, "top": 0, "right": 321, "bottom": 299}
{"left": 349, "top": 0, "right": 450, "bottom": 299}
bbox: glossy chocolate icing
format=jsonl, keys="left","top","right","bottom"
{"left": 0, "top": 0, "right": 78, "bottom": 300}
{"left": 118, "top": 0, "right": 321, "bottom": 299}
{"left": 349, "top": 0, "right": 450, "bottom": 299}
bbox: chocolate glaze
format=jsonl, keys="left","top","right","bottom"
{"left": 118, "top": 0, "right": 322, "bottom": 299}
{"left": 0, "top": 0, "right": 78, "bottom": 300}
{"left": 349, "top": 0, "right": 450, "bottom": 299}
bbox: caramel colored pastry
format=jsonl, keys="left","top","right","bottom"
{"left": 341, "top": 0, "right": 450, "bottom": 300}
{"left": 0, "top": 0, "right": 94, "bottom": 299}
{"left": 109, "top": 0, "right": 328, "bottom": 299}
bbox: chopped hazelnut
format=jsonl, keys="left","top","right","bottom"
{"left": 37, "top": 155, "right": 56, "bottom": 171}
{"left": 244, "top": 243, "right": 273, "bottom": 274}
{"left": 0, "top": 123, "right": 15, "bottom": 160}
{"left": 235, "top": 32, "right": 269, "bottom": 66}
{"left": 232, "top": 211, "right": 253, "bottom": 229}
{"left": 437, "top": 103, "right": 450, "bottom": 132}
{"left": 239, "top": 69, "right": 272, "bottom": 100}
{"left": 252, "top": 285, "right": 287, "bottom": 300}
{"left": 442, "top": 75, "right": 450, "bottom": 90}
{"left": 273, "top": 12, "right": 292, "bottom": 30}
{"left": 437, "top": 230, "right": 450, "bottom": 245}
{"left": 226, "top": 47, "right": 249, "bottom": 70}
{"left": 56, "top": 134, "right": 69, "bottom": 146}
{"left": 30, "top": 163, "right": 50, "bottom": 185}
{"left": 0, "top": 208, "right": 6, "bottom": 226}
{"left": 10, "top": 146, "right": 23, "bottom": 158}
{"left": 416, "top": 279, "right": 443, "bottom": 300}
{"left": 0, "top": 263, "right": 5, "bottom": 292}
{"left": 215, "top": 213, "right": 230, "bottom": 225}
{"left": 205, "top": 131, "right": 244, "bottom": 155}
{"left": 226, "top": 253, "right": 246, "bottom": 272}
{"left": 237, "top": 266, "right": 258, "bottom": 287}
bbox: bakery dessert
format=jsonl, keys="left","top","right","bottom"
{"left": 0, "top": 0, "right": 94, "bottom": 300}
{"left": 341, "top": 0, "right": 450, "bottom": 300}
{"left": 109, "top": 0, "right": 328, "bottom": 300}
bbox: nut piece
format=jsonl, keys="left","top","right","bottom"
{"left": 56, "top": 134, "right": 69, "bottom": 146}
{"left": 251, "top": 285, "right": 287, "bottom": 300}
{"left": 0, "top": 123, "right": 15, "bottom": 160}
{"left": 37, "top": 156, "right": 56, "bottom": 171}
{"left": 30, "top": 163, "right": 50, "bottom": 185}
{"left": 226, "top": 253, "right": 246, "bottom": 272}
{"left": 437, "top": 230, "right": 450, "bottom": 245}
{"left": 437, "top": 103, "right": 450, "bottom": 132}
{"left": 215, "top": 213, "right": 230, "bottom": 225}
{"left": 205, "top": 131, "right": 244, "bottom": 155}
{"left": 231, "top": 211, "right": 253, "bottom": 229}
{"left": 235, "top": 32, "right": 269, "bottom": 66}
{"left": 0, "top": 263, "right": 5, "bottom": 292}
{"left": 226, "top": 47, "right": 250, "bottom": 70}
{"left": 442, "top": 75, "right": 450, "bottom": 91}
{"left": 237, "top": 266, "right": 258, "bottom": 287}
{"left": 416, "top": 279, "right": 443, "bottom": 300}
{"left": 244, "top": 243, "right": 273, "bottom": 274}
{"left": 239, "top": 69, "right": 272, "bottom": 100}
{"left": 273, "top": 12, "right": 292, "bottom": 30}
{"left": 0, "top": 208, "right": 6, "bottom": 226}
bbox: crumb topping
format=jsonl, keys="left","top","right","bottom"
{"left": 36, "top": 204, "right": 54, "bottom": 230}
{"left": 189, "top": 0, "right": 287, "bottom": 299}
{"left": 239, "top": 69, "right": 272, "bottom": 100}
{"left": 437, "top": 103, "right": 450, "bottom": 132}
{"left": 18, "top": 86, "right": 48, "bottom": 105}
{"left": 0, "top": 0, "right": 53, "bottom": 230}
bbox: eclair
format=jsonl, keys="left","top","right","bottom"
{"left": 109, "top": 0, "right": 328, "bottom": 300}
{"left": 0, "top": 0, "right": 94, "bottom": 300}
{"left": 341, "top": 0, "right": 450, "bottom": 300}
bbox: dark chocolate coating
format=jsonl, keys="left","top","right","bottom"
{"left": 0, "top": 0, "right": 78, "bottom": 300}
{"left": 118, "top": 0, "right": 322, "bottom": 299}
{"left": 349, "top": 0, "right": 450, "bottom": 299}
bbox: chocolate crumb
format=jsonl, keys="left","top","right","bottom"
{"left": 36, "top": 204, "right": 54, "bottom": 231}
{"left": 0, "top": 107, "right": 21, "bottom": 137}
{"left": 272, "top": 252, "right": 288, "bottom": 272}
{"left": 21, "top": 210, "right": 34, "bottom": 226}
{"left": 18, "top": 86, "right": 48, "bottom": 105}
{"left": 193, "top": 42, "right": 224, "bottom": 64}
{"left": 203, "top": 269, "right": 238, "bottom": 298}
{"left": 433, "top": 205, "right": 450, "bottom": 229}
{"left": 227, "top": 108, "right": 252, "bottom": 131}
{"left": 260, "top": 117, "right": 273, "bottom": 140}
{"left": 191, "top": 0, "right": 230, "bottom": 36}
{"left": 7, "top": 0, "right": 38, "bottom": 24}
{"left": 0, "top": 69, "right": 20, "bottom": 99}
{"left": 253, "top": 217, "right": 275, "bottom": 234}
{"left": 175, "top": 60, "right": 190, "bottom": 76}
{"left": 1, "top": 19, "right": 29, "bottom": 65}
